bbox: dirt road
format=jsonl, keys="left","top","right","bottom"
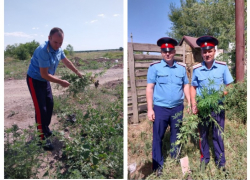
{"left": 4, "top": 68, "right": 123, "bottom": 130}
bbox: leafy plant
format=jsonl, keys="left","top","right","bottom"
{"left": 176, "top": 79, "right": 226, "bottom": 156}
{"left": 224, "top": 78, "right": 247, "bottom": 124}
{"left": 4, "top": 124, "right": 47, "bottom": 179}
{"left": 57, "top": 71, "right": 96, "bottom": 96}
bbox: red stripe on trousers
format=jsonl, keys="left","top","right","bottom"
{"left": 28, "top": 77, "right": 44, "bottom": 140}
{"left": 198, "top": 129, "right": 204, "bottom": 160}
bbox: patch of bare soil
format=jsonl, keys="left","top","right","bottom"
{"left": 4, "top": 68, "right": 123, "bottom": 130}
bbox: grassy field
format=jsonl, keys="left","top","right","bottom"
{"left": 4, "top": 51, "right": 123, "bottom": 80}
{"left": 4, "top": 51, "right": 124, "bottom": 179}
{"left": 127, "top": 100, "right": 247, "bottom": 180}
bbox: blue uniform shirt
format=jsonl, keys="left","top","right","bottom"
{"left": 147, "top": 60, "right": 189, "bottom": 108}
{"left": 191, "top": 60, "right": 234, "bottom": 96}
{"left": 27, "top": 41, "right": 66, "bottom": 81}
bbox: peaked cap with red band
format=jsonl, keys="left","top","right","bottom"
{"left": 157, "top": 37, "right": 178, "bottom": 52}
{"left": 196, "top": 35, "right": 219, "bottom": 50}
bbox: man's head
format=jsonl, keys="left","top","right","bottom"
{"left": 48, "top": 27, "right": 64, "bottom": 50}
{"left": 157, "top": 37, "right": 178, "bottom": 61}
{"left": 196, "top": 36, "right": 218, "bottom": 63}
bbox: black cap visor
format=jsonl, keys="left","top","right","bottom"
{"left": 161, "top": 48, "right": 174, "bottom": 52}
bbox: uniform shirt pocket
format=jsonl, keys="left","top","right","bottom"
{"left": 157, "top": 74, "right": 169, "bottom": 84}
{"left": 197, "top": 76, "right": 207, "bottom": 86}
{"left": 213, "top": 74, "right": 223, "bottom": 85}
{"left": 173, "top": 73, "right": 184, "bottom": 85}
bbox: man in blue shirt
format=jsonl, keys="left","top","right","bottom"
{"left": 190, "top": 36, "right": 234, "bottom": 171}
{"left": 26, "top": 27, "right": 82, "bottom": 150}
{"left": 146, "top": 37, "right": 191, "bottom": 176}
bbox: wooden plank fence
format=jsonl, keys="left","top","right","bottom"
{"left": 128, "top": 42, "right": 185, "bottom": 124}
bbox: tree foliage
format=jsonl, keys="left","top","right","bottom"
{"left": 168, "top": 0, "right": 247, "bottom": 50}
{"left": 4, "top": 40, "right": 40, "bottom": 60}
{"left": 66, "top": 44, "right": 74, "bottom": 56}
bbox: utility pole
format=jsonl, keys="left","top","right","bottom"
{"left": 235, "top": 0, "right": 245, "bottom": 82}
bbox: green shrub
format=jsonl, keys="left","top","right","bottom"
{"left": 224, "top": 78, "right": 247, "bottom": 124}
{"left": 4, "top": 124, "right": 46, "bottom": 179}
{"left": 63, "top": 49, "right": 69, "bottom": 56}
{"left": 4, "top": 40, "right": 39, "bottom": 60}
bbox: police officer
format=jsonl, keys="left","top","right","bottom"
{"left": 146, "top": 37, "right": 191, "bottom": 176}
{"left": 190, "top": 35, "right": 234, "bottom": 170}
{"left": 27, "top": 27, "right": 82, "bottom": 150}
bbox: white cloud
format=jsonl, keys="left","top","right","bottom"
{"left": 32, "top": 27, "right": 39, "bottom": 30}
{"left": 4, "top": 32, "right": 33, "bottom": 38}
{"left": 113, "top": 14, "right": 120, "bottom": 17}
{"left": 98, "top": 14, "right": 105, "bottom": 17}
{"left": 45, "top": 24, "right": 48, "bottom": 27}
{"left": 90, "top": 20, "right": 98, "bottom": 23}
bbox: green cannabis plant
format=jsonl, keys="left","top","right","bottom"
{"left": 176, "top": 79, "right": 226, "bottom": 156}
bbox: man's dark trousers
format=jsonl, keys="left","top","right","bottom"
{"left": 26, "top": 75, "right": 53, "bottom": 140}
{"left": 152, "top": 104, "right": 184, "bottom": 171}
{"left": 198, "top": 109, "right": 226, "bottom": 167}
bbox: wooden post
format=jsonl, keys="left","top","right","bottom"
{"left": 128, "top": 43, "right": 139, "bottom": 123}
{"left": 235, "top": 0, "right": 245, "bottom": 82}
{"left": 182, "top": 43, "right": 186, "bottom": 63}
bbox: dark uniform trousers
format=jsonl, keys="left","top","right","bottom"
{"left": 152, "top": 103, "right": 184, "bottom": 171}
{"left": 26, "top": 75, "right": 53, "bottom": 140}
{"left": 198, "top": 109, "right": 226, "bottom": 167}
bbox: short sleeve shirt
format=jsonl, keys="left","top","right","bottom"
{"left": 27, "top": 41, "right": 66, "bottom": 81}
{"left": 191, "top": 60, "right": 234, "bottom": 96}
{"left": 147, "top": 60, "right": 189, "bottom": 108}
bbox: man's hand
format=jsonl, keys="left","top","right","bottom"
{"left": 59, "top": 80, "right": 70, "bottom": 87}
{"left": 76, "top": 71, "right": 83, "bottom": 78}
{"left": 147, "top": 109, "right": 155, "bottom": 122}
{"left": 223, "top": 91, "right": 228, "bottom": 96}
{"left": 192, "top": 104, "right": 198, "bottom": 114}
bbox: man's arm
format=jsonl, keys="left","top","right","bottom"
{"left": 190, "top": 86, "right": 198, "bottom": 114}
{"left": 183, "top": 84, "right": 191, "bottom": 113}
{"left": 61, "top": 58, "right": 82, "bottom": 78}
{"left": 146, "top": 83, "right": 155, "bottom": 122}
{"left": 40, "top": 67, "right": 70, "bottom": 87}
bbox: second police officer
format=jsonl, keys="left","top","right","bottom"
{"left": 190, "top": 36, "right": 234, "bottom": 171}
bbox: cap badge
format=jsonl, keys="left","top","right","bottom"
{"left": 205, "top": 42, "right": 207, "bottom": 46}
{"left": 165, "top": 43, "right": 168, "bottom": 46}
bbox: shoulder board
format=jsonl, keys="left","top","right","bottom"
{"left": 215, "top": 60, "right": 227, "bottom": 65}
{"left": 150, "top": 61, "right": 161, "bottom": 66}
{"left": 176, "top": 62, "right": 186, "bottom": 67}
{"left": 192, "top": 63, "right": 202, "bottom": 70}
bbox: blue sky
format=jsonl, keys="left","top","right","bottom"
{"left": 4, "top": 0, "right": 123, "bottom": 51}
{"left": 128, "top": 0, "right": 180, "bottom": 44}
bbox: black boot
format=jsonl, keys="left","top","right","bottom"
{"left": 38, "top": 139, "right": 54, "bottom": 151}
{"left": 42, "top": 139, "right": 54, "bottom": 151}
{"left": 46, "top": 130, "right": 54, "bottom": 138}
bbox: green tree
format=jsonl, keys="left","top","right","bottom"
{"left": 4, "top": 40, "right": 40, "bottom": 60}
{"left": 24, "top": 40, "right": 40, "bottom": 56}
{"left": 66, "top": 44, "right": 74, "bottom": 56}
{"left": 15, "top": 44, "right": 30, "bottom": 60}
{"left": 4, "top": 44, "right": 18, "bottom": 57}
{"left": 64, "top": 49, "right": 69, "bottom": 56}
{"left": 167, "top": 0, "right": 247, "bottom": 50}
